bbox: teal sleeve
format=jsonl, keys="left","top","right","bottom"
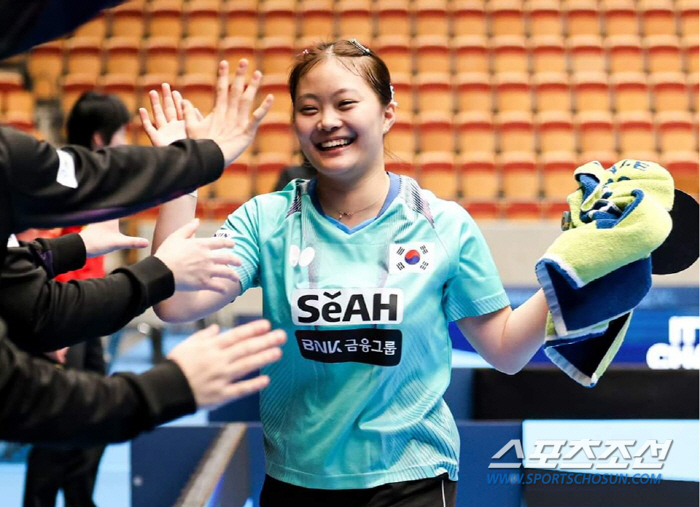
{"left": 216, "top": 200, "right": 261, "bottom": 294}
{"left": 441, "top": 204, "right": 510, "bottom": 321}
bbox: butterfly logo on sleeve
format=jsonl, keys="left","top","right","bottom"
{"left": 389, "top": 242, "right": 434, "bottom": 274}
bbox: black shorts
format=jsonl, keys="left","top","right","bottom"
{"left": 260, "top": 473, "right": 457, "bottom": 507}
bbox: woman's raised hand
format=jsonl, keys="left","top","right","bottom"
{"left": 183, "top": 60, "right": 273, "bottom": 165}
{"left": 138, "top": 82, "right": 187, "bottom": 147}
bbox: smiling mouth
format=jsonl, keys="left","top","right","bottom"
{"left": 315, "top": 138, "right": 355, "bottom": 151}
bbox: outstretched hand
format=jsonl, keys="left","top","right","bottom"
{"left": 183, "top": 59, "right": 273, "bottom": 165}
{"left": 79, "top": 220, "right": 149, "bottom": 258}
{"left": 168, "top": 320, "right": 286, "bottom": 409}
{"left": 153, "top": 218, "right": 241, "bottom": 293}
{"left": 139, "top": 83, "right": 188, "bottom": 147}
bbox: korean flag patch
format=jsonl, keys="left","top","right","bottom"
{"left": 389, "top": 242, "right": 434, "bottom": 274}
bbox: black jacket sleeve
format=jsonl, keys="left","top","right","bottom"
{"left": 0, "top": 322, "right": 196, "bottom": 447}
{"left": 1, "top": 237, "right": 175, "bottom": 353}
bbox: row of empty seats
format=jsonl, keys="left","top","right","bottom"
{"left": 156, "top": 149, "right": 698, "bottom": 206}
{"left": 29, "top": 33, "right": 700, "bottom": 85}
{"left": 87, "top": 0, "right": 698, "bottom": 41}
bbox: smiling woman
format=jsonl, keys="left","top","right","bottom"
{"left": 146, "top": 40, "right": 550, "bottom": 507}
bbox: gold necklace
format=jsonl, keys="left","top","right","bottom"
{"left": 321, "top": 193, "right": 386, "bottom": 221}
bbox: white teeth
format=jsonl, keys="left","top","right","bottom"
{"left": 320, "top": 139, "right": 351, "bottom": 149}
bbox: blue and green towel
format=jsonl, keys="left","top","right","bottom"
{"left": 536, "top": 160, "right": 675, "bottom": 386}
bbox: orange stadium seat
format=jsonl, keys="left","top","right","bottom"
{"left": 656, "top": 111, "right": 697, "bottom": 153}
{"left": 375, "top": 36, "right": 412, "bottom": 76}
{"left": 463, "top": 201, "right": 501, "bottom": 220}
{"left": 259, "top": 37, "right": 295, "bottom": 78}
{"left": 386, "top": 112, "right": 416, "bottom": 155}
{"left": 148, "top": 0, "right": 184, "bottom": 39}
{"left": 683, "top": 35, "right": 699, "bottom": 74}
{"left": 185, "top": 0, "right": 222, "bottom": 39}
{"left": 258, "top": 74, "right": 291, "bottom": 117}
{"left": 336, "top": 0, "right": 373, "bottom": 41}
{"left": 386, "top": 153, "right": 416, "bottom": 178}
{"left": 617, "top": 111, "right": 655, "bottom": 154}
{"left": 220, "top": 37, "right": 256, "bottom": 80}
{"left": 503, "top": 201, "right": 542, "bottom": 221}
{"left": 488, "top": 0, "right": 525, "bottom": 38}
{"left": 61, "top": 74, "right": 98, "bottom": 115}
{"left": 109, "top": 2, "right": 145, "bottom": 39}
{"left": 223, "top": 0, "right": 259, "bottom": 40}
{"left": 452, "top": 0, "right": 486, "bottom": 38}
{"left": 611, "top": 73, "right": 650, "bottom": 113}
{"left": 577, "top": 150, "right": 617, "bottom": 169}
{"left": 104, "top": 37, "right": 141, "bottom": 76}
{"left": 74, "top": 14, "right": 107, "bottom": 39}
{"left": 526, "top": 0, "right": 562, "bottom": 38}
{"left": 3, "top": 89, "right": 33, "bottom": 118}
{"left": 499, "top": 152, "right": 540, "bottom": 199}
{"left": 456, "top": 111, "right": 495, "bottom": 155}
{"left": 565, "top": 0, "right": 600, "bottom": 38}
{"left": 455, "top": 73, "right": 491, "bottom": 114}
{"left": 651, "top": 73, "right": 697, "bottom": 113}
{"left": 0, "top": 71, "right": 24, "bottom": 96}
{"left": 573, "top": 73, "right": 610, "bottom": 113}
{"left": 660, "top": 152, "right": 699, "bottom": 197}
{"left": 606, "top": 35, "right": 644, "bottom": 75}
{"left": 376, "top": 1, "right": 411, "bottom": 38}
{"left": 646, "top": 35, "right": 683, "bottom": 75}
{"left": 414, "top": 0, "right": 450, "bottom": 38}
{"left": 678, "top": 0, "right": 699, "bottom": 38}
{"left": 143, "top": 37, "right": 180, "bottom": 76}
{"left": 542, "top": 200, "right": 570, "bottom": 221}
{"left": 177, "top": 74, "right": 216, "bottom": 115}
{"left": 453, "top": 36, "right": 489, "bottom": 75}
{"left": 299, "top": 1, "right": 334, "bottom": 40}
{"left": 537, "top": 111, "right": 576, "bottom": 155}
{"left": 494, "top": 73, "right": 532, "bottom": 114}
{"left": 390, "top": 73, "right": 415, "bottom": 114}
{"left": 639, "top": 0, "right": 676, "bottom": 37}
{"left": 491, "top": 36, "right": 528, "bottom": 74}
{"left": 497, "top": 112, "right": 535, "bottom": 153}
{"left": 415, "top": 74, "right": 453, "bottom": 115}
{"left": 214, "top": 160, "right": 253, "bottom": 203}
{"left": 414, "top": 36, "right": 451, "bottom": 75}
{"left": 530, "top": 36, "right": 567, "bottom": 75}
{"left": 417, "top": 112, "right": 455, "bottom": 153}
{"left": 254, "top": 153, "right": 288, "bottom": 195}
{"left": 28, "top": 40, "right": 64, "bottom": 99}
{"left": 568, "top": 35, "right": 605, "bottom": 74}
{"left": 689, "top": 73, "right": 699, "bottom": 113}
{"left": 458, "top": 153, "right": 499, "bottom": 200}
{"left": 258, "top": 0, "right": 297, "bottom": 37}
{"left": 255, "top": 113, "right": 296, "bottom": 157}
{"left": 541, "top": 151, "right": 578, "bottom": 199}
{"left": 100, "top": 74, "right": 138, "bottom": 115}
{"left": 417, "top": 152, "right": 458, "bottom": 200}
{"left": 576, "top": 111, "right": 615, "bottom": 153}
{"left": 600, "top": 0, "right": 639, "bottom": 37}
{"left": 65, "top": 37, "right": 102, "bottom": 77}
{"left": 182, "top": 37, "right": 220, "bottom": 76}
{"left": 533, "top": 73, "right": 571, "bottom": 113}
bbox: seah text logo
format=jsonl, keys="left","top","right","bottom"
{"left": 292, "top": 288, "right": 403, "bottom": 326}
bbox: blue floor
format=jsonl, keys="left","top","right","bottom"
{"left": 2, "top": 332, "right": 203, "bottom": 507}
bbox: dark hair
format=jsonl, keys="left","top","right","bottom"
{"left": 288, "top": 39, "right": 393, "bottom": 110}
{"left": 66, "top": 91, "right": 130, "bottom": 148}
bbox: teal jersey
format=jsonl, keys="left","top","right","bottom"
{"left": 216, "top": 173, "right": 509, "bottom": 489}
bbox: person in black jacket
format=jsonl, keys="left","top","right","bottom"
{"left": 0, "top": 59, "right": 280, "bottom": 447}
